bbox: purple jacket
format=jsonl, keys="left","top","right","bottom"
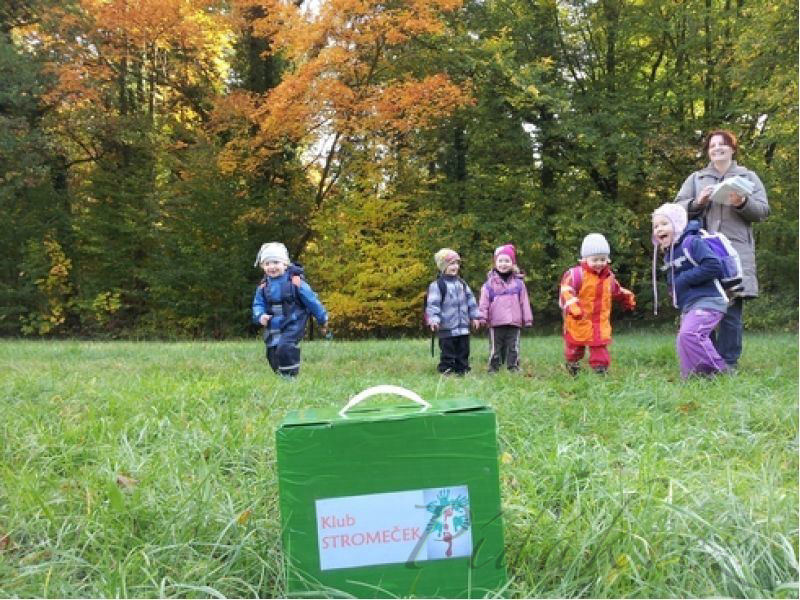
{"left": 478, "top": 270, "right": 533, "bottom": 328}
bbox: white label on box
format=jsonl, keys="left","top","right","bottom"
{"left": 315, "top": 486, "right": 472, "bottom": 570}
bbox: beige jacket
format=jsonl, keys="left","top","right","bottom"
{"left": 674, "top": 161, "right": 769, "bottom": 297}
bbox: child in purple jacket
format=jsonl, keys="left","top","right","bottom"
{"left": 478, "top": 244, "right": 533, "bottom": 372}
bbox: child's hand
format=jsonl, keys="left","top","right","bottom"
{"left": 568, "top": 304, "right": 583, "bottom": 319}
{"left": 621, "top": 289, "right": 636, "bottom": 311}
{"left": 291, "top": 275, "right": 302, "bottom": 287}
{"left": 259, "top": 314, "right": 270, "bottom": 326}
{"left": 471, "top": 319, "right": 482, "bottom": 331}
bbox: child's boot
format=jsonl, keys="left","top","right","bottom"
{"left": 592, "top": 366, "right": 608, "bottom": 376}
{"left": 566, "top": 361, "right": 581, "bottom": 376}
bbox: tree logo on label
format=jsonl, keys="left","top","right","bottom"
{"left": 424, "top": 489, "right": 470, "bottom": 557}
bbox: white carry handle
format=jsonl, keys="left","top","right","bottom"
{"left": 339, "top": 385, "right": 431, "bottom": 418}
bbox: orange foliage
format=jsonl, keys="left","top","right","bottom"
{"left": 372, "top": 74, "right": 473, "bottom": 134}
{"left": 40, "top": 0, "right": 231, "bottom": 116}
{"left": 226, "top": 0, "right": 473, "bottom": 170}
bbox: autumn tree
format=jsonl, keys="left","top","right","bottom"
{"left": 219, "top": 0, "right": 473, "bottom": 328}
{"left": 223, "top": 0, "right": 471, "bottom": 240}
{"left": 27, "top": 0, "right": 233, "bottom": 333}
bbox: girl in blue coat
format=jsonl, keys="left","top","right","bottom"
{"left": 652, "top": 203, "right": 729, "bottom": 379}
{"left": 252, "top": 242, "right": 328, "bottom": 378}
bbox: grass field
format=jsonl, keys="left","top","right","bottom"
{"left": 0, "top": 332, "right": 797, "bottom": 598}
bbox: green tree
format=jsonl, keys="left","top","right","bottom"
{"left": 32, "top": 0, "right": 235, "bottom": 334}
{"left": 0, "top": 2, "right": 71, "bottom": 334}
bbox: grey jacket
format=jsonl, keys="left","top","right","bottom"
{"left": 425, "top": 276, "right": 480, "bottom": 337}
{"left": 674, "top": 161, "right": 769, "bottom": 297}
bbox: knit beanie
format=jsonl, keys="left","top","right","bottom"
{"left": 434, "top": 248, "right": 461, "bottom": 272}
{"left": 651, "top": 203, "right": 688, "bottom": 241}
{"left": 254, "top": 242, "right": 290, "bottom": 266}
{"left": 580, "top": 233, "right": 611, "bottom": 258}
{"left": 494, "top": 244, "right": 517, "bottom": 265}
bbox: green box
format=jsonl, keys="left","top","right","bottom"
{"left": 276, "top": 387, "right": 507, "bottom": 598}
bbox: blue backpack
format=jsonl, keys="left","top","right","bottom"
{"left": 259, "top": 264, "right": 325, "bottom": 340}
{"left": 680, "top": 229, "right": 744, "bottom": 299}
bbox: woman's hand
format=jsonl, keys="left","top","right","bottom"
{"left": 259, "top": 314, "right": 270, "bottom": 326}
{"left": 695, "top": 185, "right": 713, "bottom": 208}
{"left": 728, "top": 191, "right": 745, "bottom": 207}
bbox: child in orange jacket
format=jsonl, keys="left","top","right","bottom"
{"left": 559, "top": 233, "right": 636, "bottom": 375}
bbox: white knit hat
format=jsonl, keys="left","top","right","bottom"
{"left": 254, "top": 242, "right": 290, "bottom": 266}
{"left": 580, "top": 233, "right": 611, "bottom": 258}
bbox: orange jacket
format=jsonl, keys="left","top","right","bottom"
{"left": 559, "top": 262, "right": 635, "bottom": 346}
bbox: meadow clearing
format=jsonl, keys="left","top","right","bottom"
{"left": 0, "top": 332, "right": 797, "bottom": 598}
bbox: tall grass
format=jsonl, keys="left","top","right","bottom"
{"left": 0, "top": 332, "right": 797, "bottom": 598}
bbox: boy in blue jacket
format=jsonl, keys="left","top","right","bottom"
{"left": 652, "top": 204, "right": 729, "bottom": 379}
{"left": 425, "top": 248, "right": 482, "bottom": 375}
{"left": 252, "top": 242, "right": 328, "bottom": 378}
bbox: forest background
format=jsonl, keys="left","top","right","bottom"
{"left": 1, "top": 0, "right": 797, "bottom": 339}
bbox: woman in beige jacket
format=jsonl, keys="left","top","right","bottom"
{"left": 674, "top": 129, "right": 770, "bottom": 370}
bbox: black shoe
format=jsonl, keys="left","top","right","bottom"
{"left": 566, "top": 362, "right": 580, "bottom": 376}
{"left": 592, "top": 366, "right": 608, "bottom": 376}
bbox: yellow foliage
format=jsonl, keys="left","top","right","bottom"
{"left": 20, "top": 236, "right": 74, "bottom": 336}
{"left": 90, "top": 291, "right": 122, "bottom": 327}
{"left": 303, "top": 185, "right": 437, "bottom": 335}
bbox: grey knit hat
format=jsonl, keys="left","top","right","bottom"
{"left": 580, "top": 233, "right": 611, "bottom": 258}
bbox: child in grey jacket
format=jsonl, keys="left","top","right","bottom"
{"left": 425, "top": 248, "right": 481, "bottom": 375}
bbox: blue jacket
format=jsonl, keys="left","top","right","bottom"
{"left": 424, "top": 275, "right": 480, "bottom": 338}
{"left": 661, "top": 220, "right": 726, "bottom": 311}
{"left": 252, "top": 266, "right": 327, "bottom": 347}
